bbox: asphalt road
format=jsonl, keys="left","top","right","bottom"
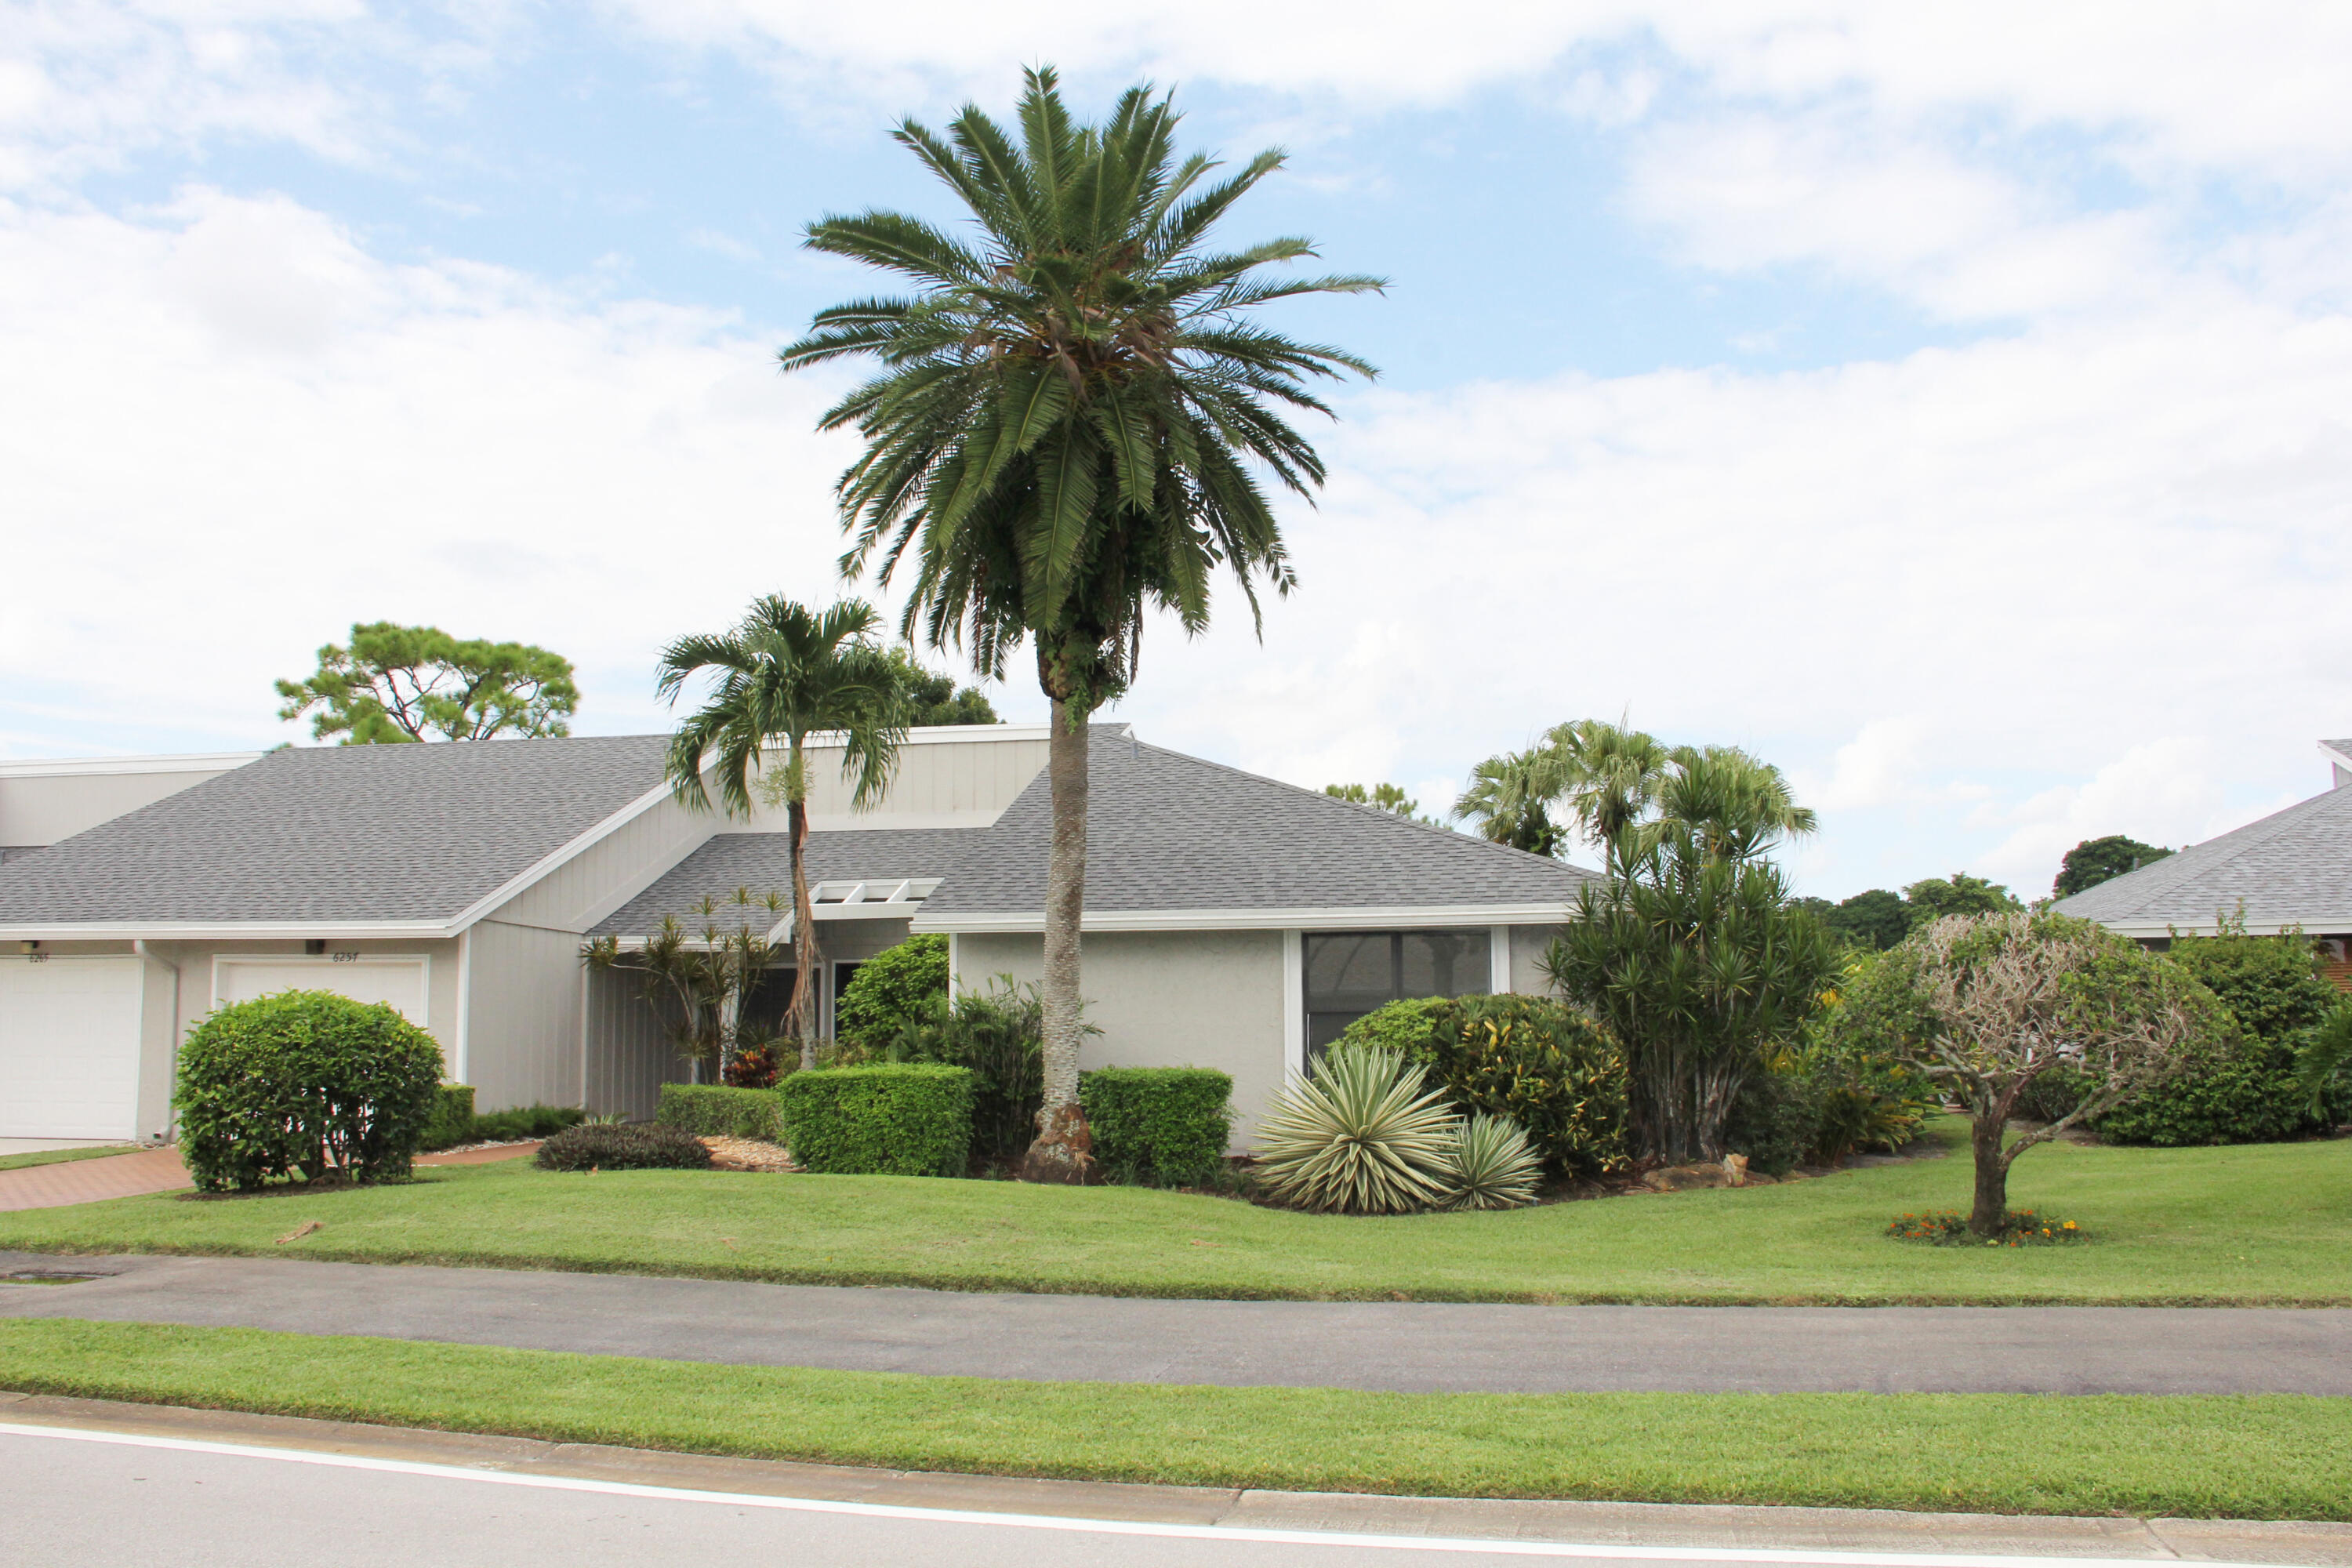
{"left": 5, "top": 1250, "right": 2349, "bottom": 1392}
{"left": 10, "top": 1410, "right": 2349, "bottom": 1568}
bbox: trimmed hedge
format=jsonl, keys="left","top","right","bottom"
{"left": 834, "top": 933, "right": 950, "bottom": 1050}
{"left": 174, "top": 990, "right": 444, "bottom": 1192}
{"left": 655, "top": 1083, "right": 786, "bottom": 1142}
{"left": 421, "top": 1084, "right": 476, "bottom": 1152}
{"left": 1080, "top": 1067, "right": 1234, "bottom": 1186}
{"left": 470, "top": 1105, "right": 585, "bottom": 1142}
{"left": 778, "top": 1064, "right": 973, "bottom": 1177}
{"left": 534, "top": 1123, "right": 713, "bottom": 1171}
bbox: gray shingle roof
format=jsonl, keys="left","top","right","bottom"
{"left": 2053, "top": 782, "right": 2352, "bottom": 934}
{"left": 592, "top": 827, "right": 986, "bottom": 938}
{"left": 0, "top": 735, "right": 670, "bottom": 928}
{"left": 918, "top": 735, "right": 1594, "bottom": 920}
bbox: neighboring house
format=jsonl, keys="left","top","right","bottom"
{"left": 0, "top": 725, "right": 1588, "bottom": 1144}
{"left": 0, "top": 752, "right": 260, "bottom": 865}
{"left": 2053, "top": 737, "right": 2352, "bottom": 991}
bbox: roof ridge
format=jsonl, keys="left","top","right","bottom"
{"left": 1125, "top": 739, "right": 1592, "bottom": 877}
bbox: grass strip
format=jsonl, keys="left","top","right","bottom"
{"left": 0, "top": 1145, "right": 142, "bottom": 1174}
{"left": 2, "top": 1121, "right": 2346, "bottom": 1304}
{"left": 1, "top": 1319, "right": 2346, "bottom": 1520}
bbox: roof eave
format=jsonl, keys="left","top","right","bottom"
{"left": 914, "top": 902, "right": 1577, "bottom": 935}
{"left": 0, "top": 920, "right": 457, "bottom": 942}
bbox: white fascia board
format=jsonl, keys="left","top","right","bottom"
{"left": 911, "top": 903, "right": 1576, "bottom": 935}
{"left": 2322, "top": 739, "right": 2352, "bottom": 771}
{"left": 799, "top": 724, "right": 1059, "bottom": 747}
{"left": 444, "top": 780, "right": 681, "bottom": 936}
{"left": 0, "top": 751, "right": 263, "bottom": 779}
{"left": 0, "top": 920, "right": 452, "bottom": 942}
{"left": 2096, "top": 916, "right": 2352, "bottom": 939}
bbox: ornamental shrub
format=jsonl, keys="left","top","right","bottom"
{"left": 2096, "top": 932, "right": 2350, "bottom": 1145}
{"left": 1254, "top": 1047, "right": 1461, "bottom": 1214}
{"left": 467, "top": 1104, "right": 586, "bottom": 1142}
{"left": 535, "top": 1122, "right": 713, "bottom": 1171}
{"left": 656, "top": 1083, "right": 786, "bottom": 1142}
{"left": 1336, "top": 995, "right": 1627, "bottom": 1174}
{"left": 1080, "top": 1067, "right": 1234, "bottom": 1186}
{"left": 778, "top": 1063, "right": 974, "bottom": 1177}
{"left": 175, "top": 990, "right": 444, "bottom": 1192}
{"left": 1722, "top": 1068, "right": 1823, "bottom": 1177}
{"left": 421, "top": 1084, "right": 476, "bottom": 1152}
{"left": 834, "top": 933, "right": 950, "bottom": 1050}
{"left": 885, "top": 978, "right": 1065, "bottom": 1163}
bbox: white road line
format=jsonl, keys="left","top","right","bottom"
{"left": 0, "top": 1421, "right": 2245, "bottom": 1566}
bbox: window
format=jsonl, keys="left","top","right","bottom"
{"left": 739, "top": 967, "right": 798, "bottom": 1039}
{"left": 1303, "top": 929, "right": 1491, "bottom": 1055}
{"left": 830, "top": 961, "right": 863, "bottom": 1036}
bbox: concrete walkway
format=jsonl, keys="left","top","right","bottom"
{"left": 0, "top": 1142, "right": 541, "bottom": 1214}
{"left": 8, "top": 1392, "right": 2351, "bottom": 1563}
{"left": 5, "top": 1252, "right": 2346, "bottom": 1394}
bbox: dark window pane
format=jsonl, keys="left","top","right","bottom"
{"left": 1401, "top": 930, "right": 1490, "bottom": 999}
{"left": 1304, "top": 934, "right": 1396, "bottom": 1014}
{"left": 741, "top": 967, "right": 797, "bottom": 1037}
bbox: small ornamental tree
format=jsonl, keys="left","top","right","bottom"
{"left": 1866, "top": 910, "right": 2220, "bottom": 1235}
{"left": 834, "top": 933, "right": 951, "bottom": 1050}
{"left": 175, "top": 990, "right": 444, "bottom": 1191}
{"left": 583, "top": 891, "right": 786, "bottom": 1076}
{"left": 1543, "top": 824, "right": 1842, "bottom": 1165}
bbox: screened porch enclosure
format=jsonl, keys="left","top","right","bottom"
{"left": 1303, "top": 928, "right": 1492, "bottom": 1054}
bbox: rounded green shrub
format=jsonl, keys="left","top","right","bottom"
{"left": 1080, "top": 1067, "right": 1233, "bottom": 1186}
{"left": 1337, "top": 995, "right": 1627, "bottom": 1174}
{"left": 535, "top": 1122, "right": 713, "bottom": 1171}
{"left": 174, "top": 989, "right": 444, "bottom": 1192}
{"left": 835, "top": 934, "right": 950, "bottom": 1050}
{"left": 2098, "top": 933, "right": 2347, "bottom": 1145}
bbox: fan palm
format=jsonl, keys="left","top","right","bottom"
{"left": 1546, "top": 718, "right": 1672, "bottom": 874}
{"left": 780, "top": 66, "right": 1381, "bottom": 1179}
{"left": 1649, "top": 744, "right": 1818, "bottom": 866}
{"left": 1452, "top": 746, "right": 1567, "bottom": 856}
{"left": 656, "top": 597, "right": 912, "bottom": 1068}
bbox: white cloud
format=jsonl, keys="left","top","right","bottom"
{"left": 0, "top": 187, "right": 862, "bottom": 750}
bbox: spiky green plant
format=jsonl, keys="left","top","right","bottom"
{"left": 1251, "top": 1047, "right": 1460, "bottom": 1215}
{"left": 1443, "top": 1112, "right": 1543, "bottom": 1210}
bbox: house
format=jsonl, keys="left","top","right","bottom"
{"left": 0, "top": 725, "right": 1590, "bottom": 1144}
{"left": 2053, "top": 738, "right": 2352, "bottom": 989}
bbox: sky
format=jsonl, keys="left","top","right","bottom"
{"left": 5, "top": 2, "right": 2350, "bottom": 900}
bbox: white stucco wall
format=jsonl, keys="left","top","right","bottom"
{"left": 953, "top": 928, "right": 1290, "bottom": 1145}
{"left": 1508, "top": 924, "right": 1570, "bottom": 994}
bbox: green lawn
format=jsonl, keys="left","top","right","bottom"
{"left": 2, "top": 1319, "right": 2343, "bottom": 1519}
{"left": 0, "top": 1145, "right": 140, "bottom": 1174}
{"left": 2, "top": 1120, "right": 2346, "bottom": 1304}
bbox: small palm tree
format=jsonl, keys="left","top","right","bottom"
{"left": 657, "top": 597, "right": 911, "bottom": 1068}
{"left": 1548, "top": 718, "right": 1671, "bottom": 874}
{"left": 1650, "top": 745, "right": 1818, "bottom": 866}
{"left": 1452, "top": 746, "right": 1567, "bottom": 856}
{"left": 780, "top": 67, "right": 1381, "bottom": 1180}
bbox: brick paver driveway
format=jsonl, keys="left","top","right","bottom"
{"left": 0, "top": 1143, "right": 541, "bottom": 1213}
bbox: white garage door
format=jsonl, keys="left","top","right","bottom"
{"left": 0, "top": 956, "right": 143, "bottom": 1140}
{"left": 214, "top": 958, "right": 429, "bottom": 1023}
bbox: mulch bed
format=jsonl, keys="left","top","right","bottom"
{"left": 698, "top": 1137, "right": 802, "bottom": 1173}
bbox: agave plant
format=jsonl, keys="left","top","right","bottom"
{"left": 1253, "top": 1047, "right": 1460, "bottom": 1214}
{"left": 1443, "top": 1113, "right": 1544, "bottom": 1210}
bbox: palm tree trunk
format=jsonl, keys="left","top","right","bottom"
{"left": 786, "top": 784, "right": 820, "bottom": 1072}
{"left": 1020, "top": 695, "right": 1095, "bottom": 1183}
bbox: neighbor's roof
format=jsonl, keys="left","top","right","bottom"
{"left": 916, "top": 735, "right": 1594, "bottom": 931}
{"left": 0, "top": 735, "right": 671, "bottom": 934}
{"left": 592, "top": 827, "right": 986, "bottom": 938}
{"left": 2053, "top": 782, "right": 2352, "bottom": 936}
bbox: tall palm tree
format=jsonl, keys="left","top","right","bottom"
{"left": 1452, "top": 746, "right": 1567, "bottom": 856}
{"left": 657, "top": 597, "right": 912, "bottom": 1069}
{"left": 779, "top": 67, "right": 1381, "bottom": 1181}
{"left": 1649, "top": 744, "right": 1818, "bottom": 866}
{"left": 1547, "top": 718, "right": 1673, "bottom": 875}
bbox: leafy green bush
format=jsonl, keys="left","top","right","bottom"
{"left": 655, "top": 1083, "right": 786, "bottom": 1142}
{"left": 2097, "top": 933, "right": 2347, "bottom": 1145}
{"left": 421, "top": 1084, "right": 475, "bottom": 1152}
{"left": 1080, "top": 1068, "right": 1233, "bottom": 1186}
{"left": 885, "top": 978, "right": 1062, "bottom": 1164}
{"left": 1254, "top": 1047, "right": 1461, "bottom": 1214}
{"left": 534, "top": 1122, "right": 713, "bottom": 1171}
{"left": 778, "top": 1064, "right": 974, "bottom": 1177}
{"left": 834, "top": 933, "right": 949, "bottom": 1050}
{"left": 175, "top": 990, "right": 444, "bottom": 1192}
{"left": 470, "top": 1105, "right": 585, "bottom": 1142}
{"left": 1337, "top": 995, "right": 1627, "bottom": 1174}
{"left": 1722, "top": 1068, "right": 1823, "bottom": 1177}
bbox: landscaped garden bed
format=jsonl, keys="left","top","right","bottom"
{"left": 5, "top": 1117, "right": 2346, "bottom": 1305}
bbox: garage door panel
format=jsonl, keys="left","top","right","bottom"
{"left": 213, "top": 960, "right": 427, "bottom": 1023}
{"left": 0, "top": 957, "right": 143, "bottom": 1140}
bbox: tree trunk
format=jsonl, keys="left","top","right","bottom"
{"left": 1020, "top": 694, "right": 1095, "bottom": 1184}
{"left": 1969, "top": 1114, "right": 2010, "bottom": 1236}
{"left": 786, "top": 789, "right": 820, "bottom": 1072}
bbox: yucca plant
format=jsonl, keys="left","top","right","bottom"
{"left": 1443, "top": 1113, "right": 1543, "bottom": 1210}
{"left": 1252, "top": 1047, "right": 1459, "bottom": 1214}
